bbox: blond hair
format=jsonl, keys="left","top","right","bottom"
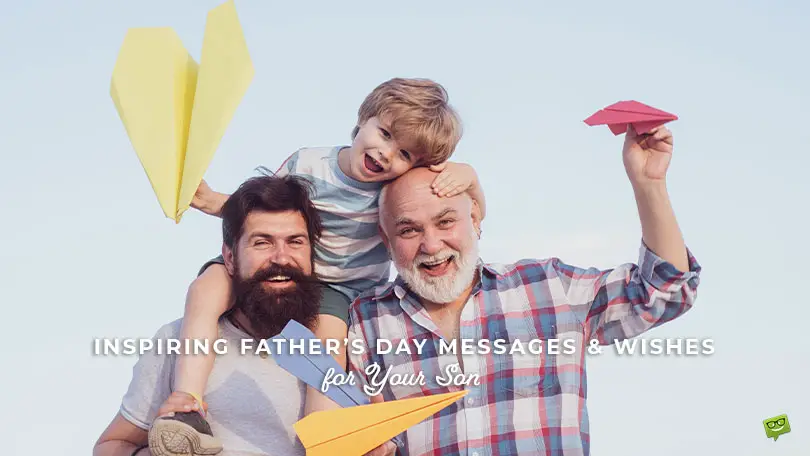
{"left": 352, "top": 78, "right": 462, "bottom": 165}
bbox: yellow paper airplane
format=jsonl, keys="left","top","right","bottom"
{"left": 110, "top": 0, "right": 254, "bottom": 222}
{"left": 294, "top": 390, "right": 467, "bottom": 456}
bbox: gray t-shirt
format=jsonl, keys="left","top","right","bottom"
{"left": 119, "top": 318, "right": 307, "bottom": 456}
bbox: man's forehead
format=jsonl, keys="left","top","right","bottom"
{"left": 387, "top": 187, "right": 468, "bottom": 224}
{"left": 243, "top": 210, "right": 307, "bottom": 236}
{"left": 395, "top": 205, "right": 459, "bottom": 226}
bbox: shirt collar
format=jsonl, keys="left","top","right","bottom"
{"left": 372, "top": 258, "right": 500, "bottom": 303}
{"left": 328, "top": 146, "right": 384, "bottom": 192}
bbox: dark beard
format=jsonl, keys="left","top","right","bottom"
{"left": 229, "top": 263, "right": 322, "bottom": 340}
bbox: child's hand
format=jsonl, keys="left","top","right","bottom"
{"left": 156, "top": 392, "right": 206, "bottom": 418}
{"left": 429, "top": 162, "right": 477, "bottom": 197}
{"left": 191, "top": 180, "right": 221, "bottom": 216}
{"left": 429, "top": 162, "right": 448, "bottom": 172}
{"left": 364, "top": 441, "right": 397, "bottom": 456}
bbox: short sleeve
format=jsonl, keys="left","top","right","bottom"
{"left": 255, "top": 150, "right": 300, "bottom": 179}
{"left": 198, "top": 255, "right": 225, "bottom": 276}
{"left": 318, "top": 286, "right": 351, "bottom": 325}
{"left": 119, "top": 322, "right": 179, "bottom": 430}
{"left": 560, "top": 241, "right": 701, "bottom": 345}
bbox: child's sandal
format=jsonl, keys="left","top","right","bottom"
{"left": 148, "top": 392, "right": 222, "bottom": 456}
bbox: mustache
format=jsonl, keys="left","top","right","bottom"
{"left": 413, "top": 249, "right": 459, "bottom": 265}
{"left": 248, "top": 263, "right": 319, "bottom": 286}
{"left": 230, "top": 263, "right": 322, "bottom": 340}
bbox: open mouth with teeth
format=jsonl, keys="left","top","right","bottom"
{"left": 363, "top": 153, "right": 385, "bottom": 174}
{"left": 264, "top": 275, "right": 294, "bottom": 288}
{"left": 419, "top": 256, "right": 454, "bottom": 276}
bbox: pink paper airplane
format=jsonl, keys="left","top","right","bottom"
{"left": 584, "top": 100, "right": 678, "bottom": 135}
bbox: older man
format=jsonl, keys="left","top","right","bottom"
{"left": 94, "top": 175, "right": 326, "bottom": 456}
{"left": 347, "top": 126, "right": 701, "bottom": 455}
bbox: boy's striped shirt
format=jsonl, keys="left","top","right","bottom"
{"left": 270, "top": 146, "right": 390, "bottom": 301}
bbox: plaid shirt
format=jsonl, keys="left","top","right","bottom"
{"left": 347, "top": 242, "right": 701, "bottom": 456}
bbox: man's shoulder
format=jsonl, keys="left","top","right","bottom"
{"left": 482, "top": 258, "right": 565, "bottom": 283}
{"left": 150, "top": 318, "right": 183, "bottom": 339}
{"left": 148, "top": 318, "right": 233, "bottom": 341}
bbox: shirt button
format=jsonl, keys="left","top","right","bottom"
{"left": 472, "top": 452, "right": 480, "bottom": 456}
{"left": 466, "top": 397, "right": 475, "bottom": 406}
{"left": 259, "top": 352, "right": 268, "bottom": 359}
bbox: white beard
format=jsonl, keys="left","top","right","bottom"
{"left": 397, "top": 241, "right": 480, "bottom": 304}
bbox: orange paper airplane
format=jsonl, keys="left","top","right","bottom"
{"left": 584, "top": 100, "right": 677, "bottom": 135}
{"left": 294, "top": 390, "right": 467, "bottom": 456}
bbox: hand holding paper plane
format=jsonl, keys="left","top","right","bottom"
{"left": 584, "top": 100, "right": 677, "bottom": 135}
{"left": 294, "top": 390, "right": 467, "bottom": 456}
{"left": 110, "top": 0, "right": 254, "bottom": 223}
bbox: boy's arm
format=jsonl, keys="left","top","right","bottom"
{"left": 191, "top": 179, "right": 230, "bottom": 218}
{"left": 191, "top": 150, "right": 301, "bottom": 218}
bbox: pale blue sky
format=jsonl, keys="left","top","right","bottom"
{"left": 1, "top": 0, "right": 808, "bottom": 454}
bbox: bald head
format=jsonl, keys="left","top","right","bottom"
{"left": 379, "top": 168, "right": 455, "bottom": 225}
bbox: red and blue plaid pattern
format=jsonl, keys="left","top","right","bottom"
{"left": 347, "top": 242, "right": 701, "bottom": 456}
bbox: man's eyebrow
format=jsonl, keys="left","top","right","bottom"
{"left": 393, "top": 208, "right": 457, "bottom": 227}
{"left": 248, "top": 232, "right": 274, "bottom": 240}
{"left": 394, "top": 217, "right": 416, "bottom": 227}
{"left": 432, "top": 208, "right": 457, "bottom": 220}
{"left": 247, "top": 232, "right": 309, "bottom": 240}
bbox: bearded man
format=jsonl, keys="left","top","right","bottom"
{"left": 347, "top": 126, "right": 702, "bottom": 456}
{"left": 94, "top": 175, "right": 325, "bottom": 456}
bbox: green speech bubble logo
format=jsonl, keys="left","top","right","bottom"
{"left": 763, "top": 414, "right": 791, "bottom": 441}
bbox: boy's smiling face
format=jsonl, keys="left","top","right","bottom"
{"left": 342, "top": 116, "right": 420, "bottom": 183}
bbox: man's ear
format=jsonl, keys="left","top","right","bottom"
{"left": 221, "top": 243, "right": 236, "bottom": 275}
{"left": 471, "top": 200, "right": 483, "bottom": 239}
{"left": 378, "top": 224, "right": 390, "bottom": 251}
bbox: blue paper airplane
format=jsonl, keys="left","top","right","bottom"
{"left": 268, "top": 319, "right": 370, "bottom": 408}
{"left": 268, "top": 319, "right": 404, "bottom": 451}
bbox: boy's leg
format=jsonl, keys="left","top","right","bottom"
{"left": 304, "top": 285, "right": 352, "bottom": 416}
{"left": 174, "top": 263, "right": 231, "bottom": 398}
{"left": 315, "top": 285, "right": 352, "bottom": 367}
{"left": 149, "top": 258, "right": 231, "bottom": 456}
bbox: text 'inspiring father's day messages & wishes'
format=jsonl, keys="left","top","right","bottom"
{"left": 94, "top": 336, "right": 714, "bottom": 395}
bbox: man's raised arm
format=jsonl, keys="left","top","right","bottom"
{"left": 623, "top": 124, "right": 688, "bottom": 271}
{"left": 560, "top": 124, "right": 701, "bottom": 343}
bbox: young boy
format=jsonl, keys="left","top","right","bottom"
{"left": 147, "top": 78, "right": 487, "bottom": 455}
